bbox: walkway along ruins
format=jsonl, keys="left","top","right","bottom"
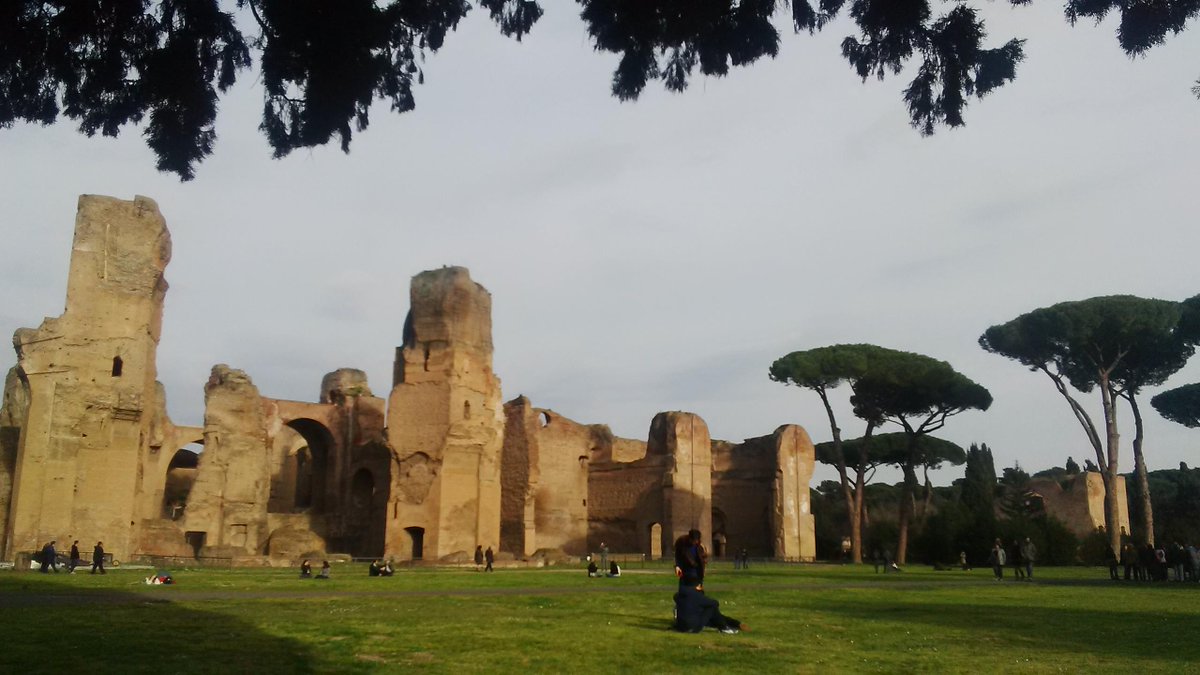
{"left": 0, "top": 195, "right": 818, "bottom": 565}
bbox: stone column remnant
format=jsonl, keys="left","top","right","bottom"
{"left": 182, "top": 365, "right": 271, "bottom": 555}
{"left": 3, "top": 195, "right": 170, "bottom": 561}
{"left": 386, "top": 267, "right": 503, "bottom": 561}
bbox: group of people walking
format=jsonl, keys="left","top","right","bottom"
{"left": 988, "top": 537, "right": 1038, "bottom": 580}
{"left": 1112, "top": 542, "right": 1200, "bottom": 582}
{"left": 473, "top": 545, "right": 495, "bottom": 572}
{"left": 38, "top": 540, "right": 106, "bottom": 574}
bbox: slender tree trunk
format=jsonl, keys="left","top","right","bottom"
{"left": 848, "top": 423, "right": 878, "bottom": 564}
{"left": 897, "top": 461, "right": 918, "bottom": 565}
{"left": 1100, "top": 376, "right": 1122, "bottom": 556}
{"left": 1127, "top": 394, "right": 1154, "bottom": 546}
{"left": 815, "top": 389, "right": 862, "bottom": 563}
{"left": 851, "top": 465, "right": 866, "bottom": 562}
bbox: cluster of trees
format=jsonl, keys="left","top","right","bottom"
{"left": 2, "top": 1, "right": 1197, "bottom": 179}
{"left": 810, "top": 445, "right": 1081, "bottom": 566}
{"left": 775, "top": 294, "right": 1200, "bottom": 563}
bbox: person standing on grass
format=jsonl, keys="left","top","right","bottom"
{"left": 69, "top": 540, "right": 81, "bottom": 573}
{"left": 674, "top": 530, "right": 707, "bottom": 587}
{"left": 600, "top": 542, "right": 609, "bottom": 572}
{"left": 988, "top": 540, "right": 1005, "bottom": 581}
{"left": 91, "top": 542, "right": 105, "bottom": 574}
{"left": 484, "top": 546, "right": 494, "bottom": 572}
{"left": 474, "top": 545, "right": 484, "bottom": 572}
{"left": 1121, "top": 544, "right": 1136, "bottom": 580}
{"left": 1009, "top": 540, "right": 1025, "bottom": 581}
{"left": 1107, "top": 547, "right": 1120, "bottom": 581}
{"left": 1020, "top": 537, "right": 1036, "bottom": 581}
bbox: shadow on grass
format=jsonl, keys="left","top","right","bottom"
{"left": 0, "top": 578, "right": 314, "bottom": 673}
{"left": 805, "top": 594, "right": 1200, "bottom": 665}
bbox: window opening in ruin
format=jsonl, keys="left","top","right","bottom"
{"left": 463, "top": 400, "right": 471, "bottom": 419}
{"left": 405, "top": 526, "right": 425, "bottom": 560}
{"left": 111, "top": 356, "right": 123, "bottom": 377}
{"left": 539, "top": 412, "right": 550, "bottom": 428}
{"left": 163, "top": 444, "right": 202, "bottom": 519}
{"left": 712, "top": 508, "right": 728, "bottom": 558}
{"left": 351, "top": 468, "right": 374, "bottom": 510}
{"left": 287, "top": 419, "right": 334, "bottom": 513}
{"left": 185, "top": 531, "right": 206, "bottom": 559}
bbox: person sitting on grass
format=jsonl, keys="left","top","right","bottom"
{"left": 317, "top": 561, "right": 331, "bottom": 579}
{"left": 380, "top": 561, "right": 394, "bottom": 577}
{"left": 608, "top": 562, "right": 621, "bottom": 577}
{"left": 369, "top": 560, "right": 382, "bottom": 577}
{"left": 587, "top": 561, "right": 599, "bottom": 577}
{"left": 145, "top": 571, "right": 174, "bottom": 585}
{"left": 673, "top": 583, "right": 747, "bottom": 634}
{"left": 299, "top": 559, "right": 313, "bottom": 578}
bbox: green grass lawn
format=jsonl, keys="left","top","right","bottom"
{"left": 2, "top": 562, "right": 1197, "bottom": 673}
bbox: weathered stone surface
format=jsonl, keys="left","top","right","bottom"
{"left": 4, "top": 195, "right": 170, "bottom": 561}
{"left": 183, "top": 365, "right": 271, "bottom": 555}
{"left": 386, "top": 268, "right": 504, "bottom": 561}
{"left": 1, "top": 200, "right": 821, "bottom": 565}
{"left": 500, "top": 398, "right": 594, "bottom": 556}
{"left": 320, "top": 368, "right": 372, "bottom": 404}
{"left": 266, "top": 525, "right": 327, "bottom": 561}
{"left": 0, "top": 366, "right": 30, "bottom": 557}
{"left": 1028, "top": 472, "right": 1130, "bottom": 540}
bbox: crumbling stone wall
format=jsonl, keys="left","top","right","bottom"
{"left": 712, "top": 425, "right": 815, "bottom": 560}
{"left": 499, "top": 398, "right": 595, "bottom": 556}
{"left": 1028, "top": 472, "right": 1130, "bottom": 540}
{"left": 386, "top": 267, "right": 504, "bottom": 561}
{"left": 4, "top": 195, "right": 170, "bottom": 561}
{"left": 0, "top": 366, "right": 30, "bottom": 556}
{"left": 0, "top": 198, "right": 820, "bottom": 565}
{"left": 182, "top": 365, "right": 272, "bottom": 556}
{"left": 587, "top": 412, "right": 713, "bottom": 557}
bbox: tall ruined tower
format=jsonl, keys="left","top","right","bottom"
{"left": 386, "top": 267, "right": 503, "bottom": 560}
{"left": 3, "top": 195, "right": 170, "bottom": 561}
{"left": 650, "top": 412, "right": 713, "bottom": 556}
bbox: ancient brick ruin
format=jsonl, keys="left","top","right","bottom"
{"left": 0, "top": 195, "right": 816, "bottom": 564}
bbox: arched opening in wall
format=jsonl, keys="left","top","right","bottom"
{"left": 648, "top": 523, "right": 662, "bottom": 559}
{"left": 405, "top": 526, "right": 425, "bottom": 560}
{"left": 162, "top": 443, "right": 203, "bottom": 520}
{"left": 463, "top": 400, "right": 471, "bottom": 419}
{"left": 539, "top": 412, "right": 550, "bottom": 428}
{"left": 712, "top": 508, "right": 728, "bottom": 558}
{"left": 111, "top": 356, "right": 123, "bottom": 377}
{"left": 286, "top": 418, "right": 335, "bottom": 513}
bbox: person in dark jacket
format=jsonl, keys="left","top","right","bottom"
{"left": 1008, "top": 540, "right": 1025, "bottom": 581}
{"left": 69, "top": 541, "right": 81, "bottom": 573}
{"left": 484, "top": 546, "right": 495, "bottom": 572}
{"left": 91, "top": 542, "right": 106, "bottom": 574}
{"left": 368, "top": 560, "right": 381, "bottom": 577}
{"left": 673, "top": 584, "right": 746, "bottom": 634}
{"left": 299, "top": 559, "right": 312, "bottom": 578}
{"left": 40, "top": 541, "right": 58, "bottom": 573}
{"left": 674, "top": 529, "right": 707, "bottom": 587}
{"left": 474, "top": 545, "right": 484, "bottom": 572}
